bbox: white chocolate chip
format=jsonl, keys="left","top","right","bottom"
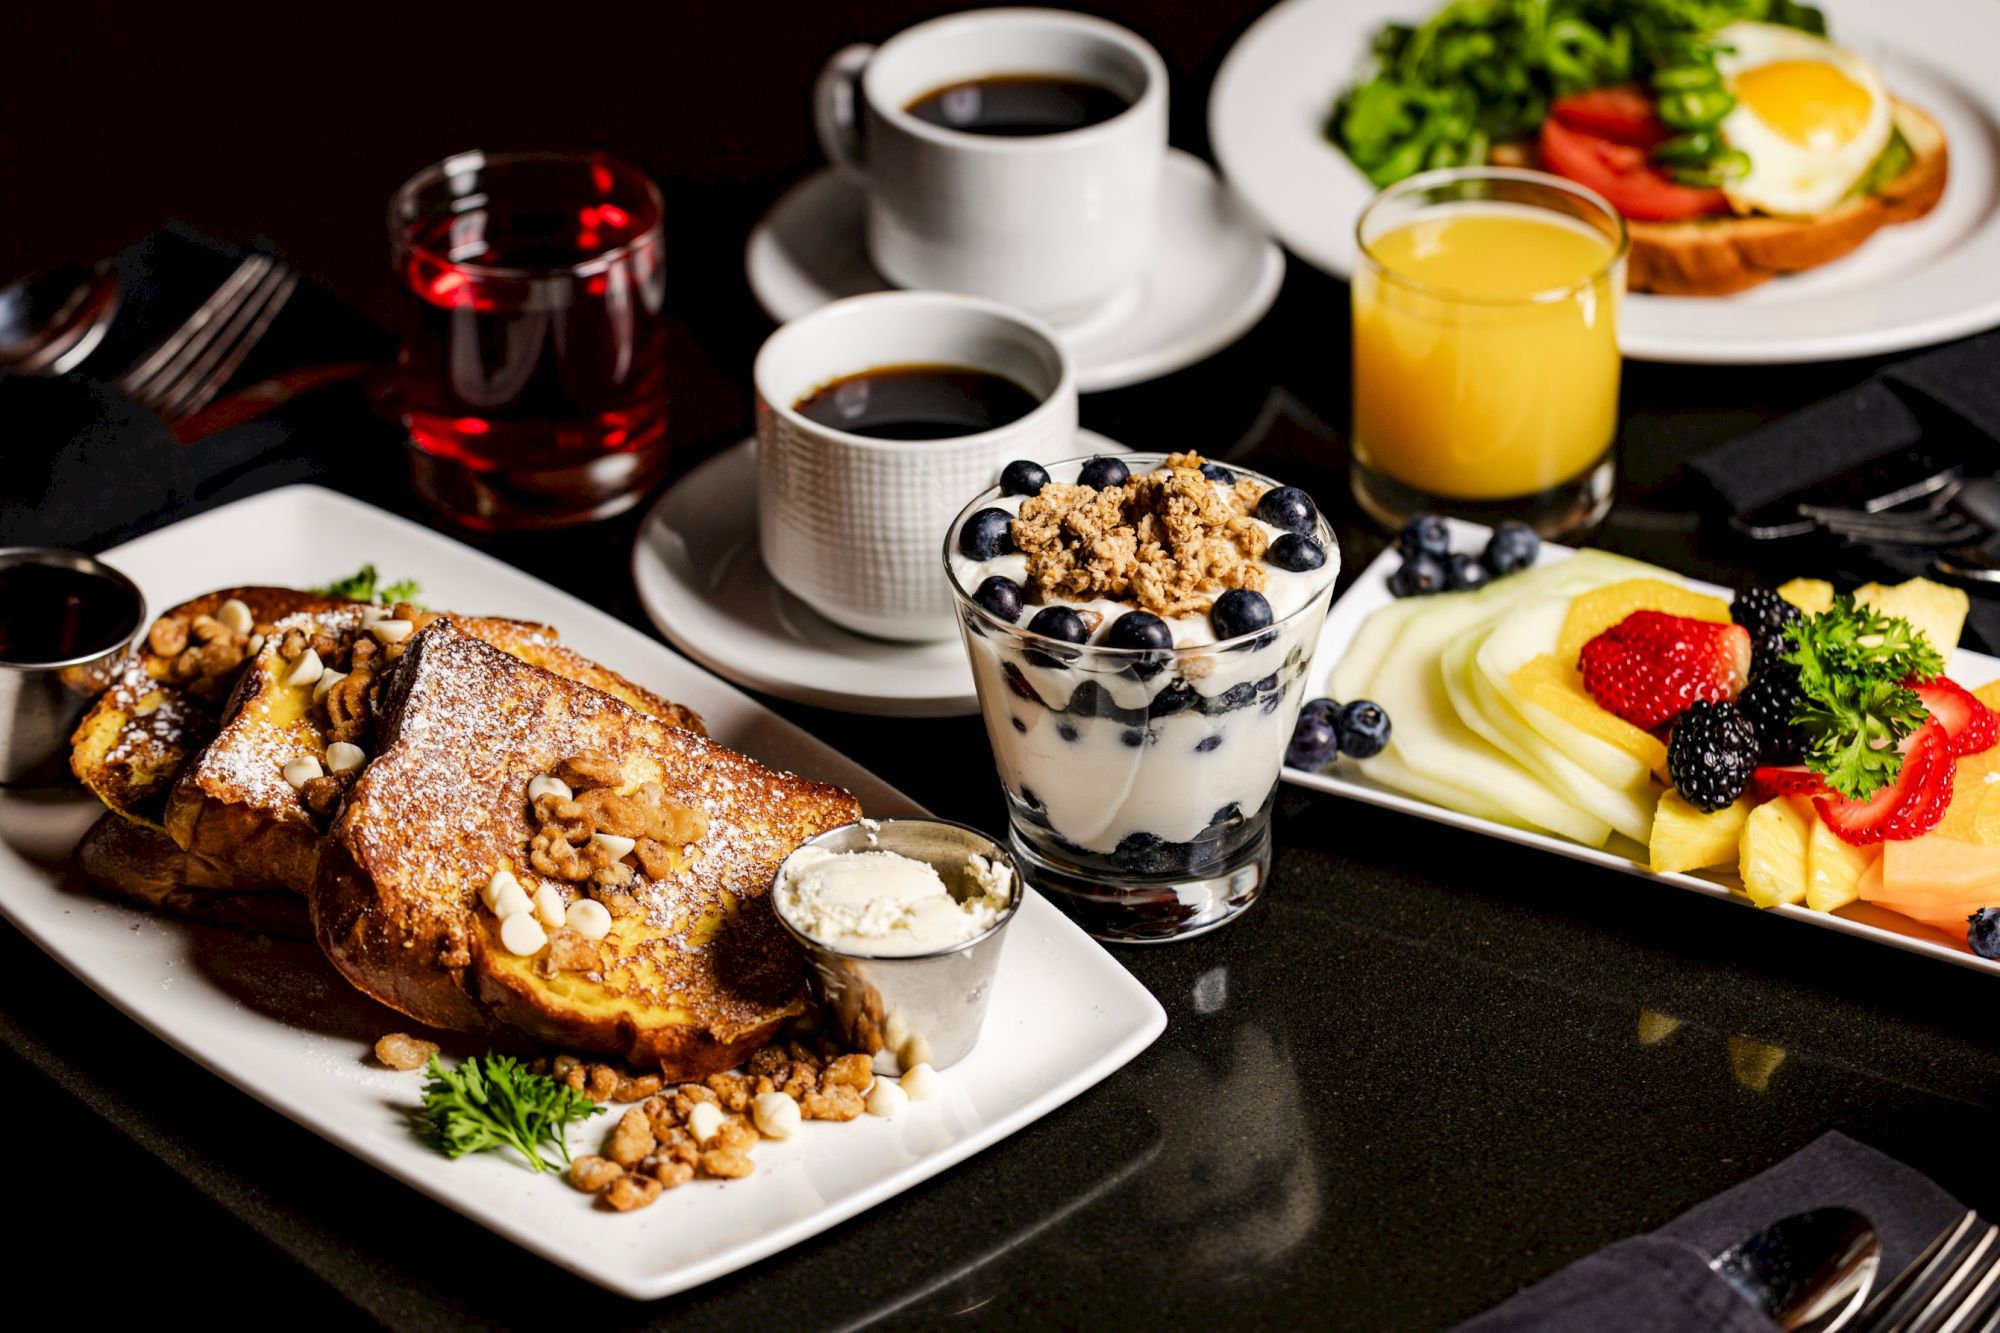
{"left": 752, "top": 1092, "right": 802, "bottom": 1140}
{"left": 900, "top": 1063, "right": 939, "bottom": 1101}
{"left": 899, "top": 1034, "right": 932, "bottom": 1070}
{"left": 532, "top": 884, "right": 566, "bottom": 929}
{"left": 358, "top": 605, "right": 388, "bottom": 625}
{"left": 688, "top": 1101, "right": 726, "bottom": 1145}
{"left": 591, "top": 832, "right": 636, "bottom": 861}
{"left": 313, "top": 667, "right": 347, "bottom": 702}
{"left": 216, "top": 598, "right": 253, "bottom": 635}
{"left": 883, "top": 1012, "right": 909, "bottom": 1054}
{"left": 324, "top": 741, "right": 366, "bottom": 773}
{"left": 499, "top": 912, "right": 548, "bottom": 956}
{"left": 865, "top": 1079, "right": 908, "bottom": 1119}
{"left": 283, "top": 648, "right": 324, "bottom": 688}
{"left": 369, "top": 618, "right": 414, "bottom": 644}
{"left": 247, "top": 633, "right": 265, "bottom": 654}
{"left": 526, "top": 774, "right": 571, "bottom": 805}
{"left": 281, "top": 756, "right": 323, "bottom": 789}
{"left": 490, "top": 880, "right": 533, "bottom": 921}
{"left": 566, "top": 898, "right": 612, "bottom": 940}
{"left": 480, "top": 869, "right": 521, "bottom": 912}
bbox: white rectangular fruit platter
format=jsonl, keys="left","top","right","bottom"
{"left": 1287, "top": 519, "right": 2000, "bottom": 975}
{"left": 0, "top": 486, "right": 1166, "bottom": 1301}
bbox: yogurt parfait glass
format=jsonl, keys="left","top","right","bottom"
{"left": 945, "top": 454, "right": 1341, "bottom": 942}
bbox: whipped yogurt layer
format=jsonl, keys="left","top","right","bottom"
{"left": 775, "top": 845, "right": 1013, "bottom": 957}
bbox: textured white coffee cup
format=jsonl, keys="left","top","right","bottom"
{"left": 814, "top": 8, "right": 1168, "bottom": 325}
{"left": 755, "top": 291, "right": 1078, "bottom": 642}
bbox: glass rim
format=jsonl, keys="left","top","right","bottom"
{"left": 387, "top": 149, "right": 665, "bottom": 281}
{"left": 942, "top": 452, "right": 1341, "bottom": 657}
{"left": 1354, "top": 166, "right": 1630, "bottom": 308}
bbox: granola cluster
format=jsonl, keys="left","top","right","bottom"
{"left": 1009, "top": 453, "right": 1272, "bottom": 618}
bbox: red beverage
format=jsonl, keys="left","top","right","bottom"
{"left": 388, "top": 151, "right": 669, "bottom": 530}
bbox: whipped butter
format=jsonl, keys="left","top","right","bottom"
{"left": 776, "top": 846, "right": 1013, "bottom": 956}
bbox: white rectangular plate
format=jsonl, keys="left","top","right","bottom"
{"left": 1287, "top": 521, "right": 2000, "bottom": 975}
{"left": 0, "top": 486, "right": 1165, "bottom": 1300}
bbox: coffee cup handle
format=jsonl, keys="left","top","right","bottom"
{"left": 813, "top": 43, "right": 874, "bottom": 175}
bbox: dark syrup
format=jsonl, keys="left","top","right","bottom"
{"left": 792, "top": 364, "right": 1041, "bottom": 441}
{"left": 905, "top": 74, "right": 1131, "bottom": 137}
{"left": 0, "top": 562, "right": 142, "bottom": 664}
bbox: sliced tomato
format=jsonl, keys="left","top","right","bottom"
{"left": 1550, "top": 86, "right": 1665, "bottom": 147}
{"left": 1538, "top": 116, "right": 1729, "bottom": 222}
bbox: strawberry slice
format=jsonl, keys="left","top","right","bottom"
{"left": 1753, "top": 765, "right": 1827, "bottom": 801}
{"left": 1909, "top": 677, "right": 1999, "bottom": 757}
{"left": 1814, "top": 720, "right": 1955, "bottom": 846}
{"left": 1579, "top": 612, "right": 1752, "bottom": 731}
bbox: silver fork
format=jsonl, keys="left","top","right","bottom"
{"left": 1858, "top": 1211, "right": 2000, "bottom": 1332}
{"left": 1803, "top": 479, "right": 2000, "bottom": 549}
{"left": 115, "top": 253, "right": 299, "bottom": 420}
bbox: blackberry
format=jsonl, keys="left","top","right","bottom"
{"left": 1732, "top": 586, "right": 1802, "bottom": 678}
{"left": 1666, "top": 700, "right": 1760, "bottom": 813}
{"left": 1738, "top": 665, "right": 1807, "bottom": 764}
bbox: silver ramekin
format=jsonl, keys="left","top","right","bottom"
{"left": 0, "top": 548, "right": 147, "bottom": 787}
{"left": 772, "top": 817, "right": 1023, "bottom": 1075}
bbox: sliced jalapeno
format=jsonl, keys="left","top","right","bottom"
{"left": 1652, "top": 63, "right": 1723, "bottom": 92}
{"left": 1657, "top": 87, "right": 1737, "bottom": 131}
{"left": 1653, "top": 130, "right": 1720, "bottom": 164}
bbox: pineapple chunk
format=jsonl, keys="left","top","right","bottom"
{"left": 1777, "top": 578, "right": 1835, "bottom": 615}
{"left": 1975, "top": 679, "right": 2000, "bottom": 712}
{"left": 1556, "top": 579, "right": 1733, "bottom": 665}
{"left": 1739, "top": 796, "right": 1812, "bottom": 907}
{"left": 1804, "top": 811, "right": 1877, "bottom": 911}
{"left": 1649, "top": 790, "right": 1753, "bottom": 873}
{"left": 1856, "top": 577, "right": 1969, "bottom": 659}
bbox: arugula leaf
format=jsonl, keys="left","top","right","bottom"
{"left": 310, "top": 564, "right": 425, "bottom": 608}
{"left": 420, "top": 1053, "right": 603, "bottom": 1173}
{"left": 1784, "top": 596, "right": 1945, "bottom": 800}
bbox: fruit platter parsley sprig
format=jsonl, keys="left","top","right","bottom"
{"left": 420, "top": 1052, "right": 603, "bottom": 1173}
{"left": 311, "top": 563, "right": 424, "bottom": 608}
{"left": 1784, "top": 595, "right": 1945, "bottom": 801}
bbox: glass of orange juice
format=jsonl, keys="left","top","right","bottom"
{"left": 1350, "top": 168, "right": 1627, "bottom": 536}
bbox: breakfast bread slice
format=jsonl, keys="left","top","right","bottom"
{"left": 312, "top": 620, "right": 859, "bottom": 1077}
{"left": 163, "top": 604, "right": 702, "bottom": 894}
{"left": 77, "top": 813, "right": 312, "bottom": 938}
{"left": 1627, "top": 100, "right": 1948, "bottom": 296}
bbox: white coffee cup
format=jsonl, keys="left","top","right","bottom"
{"left": 755, "top": 291, "right": 1078, "bottom": 643}
{"left": 814, "top": 8, "right": 1168, "bottom": 325}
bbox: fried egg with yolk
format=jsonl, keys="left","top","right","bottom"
{"left": 1713, "top": 21, "right": 1893, "bottom": 217}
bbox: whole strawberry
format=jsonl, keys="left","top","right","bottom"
{"left": 1579, "top": 611, "right": 1752, "bottom": 732}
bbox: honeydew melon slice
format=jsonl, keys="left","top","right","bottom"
{"left": 1327, "top": 596, "right": 1430, "bottom": 704}
{"left": 1478, "top": 596, "right": 1655, "bottom": 790}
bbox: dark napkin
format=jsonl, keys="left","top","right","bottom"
{"left": 1459, "top": 1132, "right": 1965, "bottom": 1331}
{"left": 0, "top": 223, "right": 398, "bottom": 551}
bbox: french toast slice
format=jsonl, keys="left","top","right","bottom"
{"left": 77, "top": 813, "right": 312, "bottom": 938}
{"left": 70, "top": 587, "right": 348, "bottom": 828}
{"left": 163, "top": 604, "right": 702, "bottom": 894}
{"left": 313, "top": 620, "right": 859, "bottom": 1077}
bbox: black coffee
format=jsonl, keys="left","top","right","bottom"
{"left": 793, "top": 364, "right": 1040, "bottom": 440}
{"left": 904, "top": 74, "right": 1130, "bottom": 136}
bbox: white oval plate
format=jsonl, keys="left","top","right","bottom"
{"left": 1210, "top": 0, "right": 2000, "bottom": 363}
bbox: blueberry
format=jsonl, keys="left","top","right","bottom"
{"left": 1286, "top": 712, "right": 1337, "bottom": 770}
{"left": 1267, "top": 533, "right": 1326, "bottom": 573}
{"left": 1066, "top": 679, "right": 1107, "bottom": 716}
{"left": 1387, "top": 554, "right": 1447, "bottom": 599}
{"left": 1196, "top": 735, "right": 1222, "bottom": 753}
{"left": 1010, "top": 716, "right": 1026, "bottom": 733}
{"left": 1207, "top": 802, "right": 1243, "bottom": 829}
{"left": 1104, "top": 610, "right": 1172, "bottom": 653}
{"left": 1027, "top": 606, "right": 1088, "bottom": 644}
{"left": 999, "top": 459, "right": 1051, "bottom": 497}
{"left": 1335, "top": 700, "right": 1391, "bottom": 759}
{"left": 1077, "top": 456, "right": 1130, "bottom": 489}
{"left": 1057, "top": 721, "right": 1079, "bottom": 742}
{"left": 972, "top": 575, "right": 1023, "bottom": 622}
{"left": 1261, "top": 693, "right": 1283, "bottom": 714}
{"left": 1256, "top": 486, "right": 1317, "bottom": 535}
{"left": 1120, "top": 728, "right": 1146, "bottom": 747}
{"left": 1482, "top": 521, "right": 1540, "bottom": 577}
{"left": 1446, "top": 553, "right": 1490, "bottom": 592}
{"left": 1300, "top": 697, "right": 1341, "bottom": 725}
{"left": 1255, "top": 673, "right": 1279, "bottom": 693}
{"left": 958, "top": 507, "right": 1015, "bottom": 560}
{"left": 1396, "top": 514, "right": 1452, "bottom": 562}
{"left": 1971, "top": 908, "right": 2000, "bottom": 960}
{"left": 1200, "top": 682, "right": 1258, "bottom": 716}
{"left": 1002, "top": 661, "right": 1045, "bottom": 705}
{"left": 1149, "top": 681, "right": 1199, "bottom": 719}
{"left": 1200, "top": 462, "right": 1237, "bottom": 484}
{"left": 1210, "top": 588, "right": 1274, "bottom": 643}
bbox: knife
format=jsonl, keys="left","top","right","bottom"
{"left": 171, "top": 361, "right": 373, "bottom": 443}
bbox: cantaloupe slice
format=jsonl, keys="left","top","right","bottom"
{"left": 1863, "top": 835, "right": 2000, "bottom": 935}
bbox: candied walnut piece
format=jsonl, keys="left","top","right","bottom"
{"left": 596, "top": 888, "right": 641, "bottom": 918}
{"left": 748, "top": 1045, "right": 789, "bottom": 1080}
{"left": 299, "top": 774, "right": 345, "bottom": 819}
{"left": 802, "top": 1085, "right": 864, "bottom": 1122}
{"left": 349, "top": 634, "right": 380, "bottom": 671}
{"left": 543, "top": 925, "right": 600, "bottom": 975}
{"left": 604, "top": 1107, "right": 656, "bottom": 1167}
{"left": 372, "top": 1032, "right": 438, "bottom": 1071}
{"left": 643, "top": 1155, "right": 696, "bottom": 1189}
{"left": 190, "top": 614, "right": 231, "bottom": 644}
{"left": 529, "top": 830, "right": 592, "bottom": 882}
{"left": 147, "top": 616, "right": 190, "bottom": 657}
{"left": 699, "top": 1148, "right": 754, "bottom": 1179}
{"left": 671, "top": 1084, "right": 719, "bottom": 1120}
{"left": 589, "top": 861, "right": 635, "bottom": 891}
{"left": 634, "top": 837, "right": 680, "bottom": 879}
{"left": 569, "top": 1155, "right": 623, "bottom": 1193}
{"left": 584, "top": 1064, "right": 621, "bottom": 1102}
{"left": 657, "top": 1126, "right": 700, "bottom": 1167}
{"left": 642, "top": 1096, "right": 680, "bottom": 1140}
{"left": 604, "top": 1173, "right": 663, "bottom": 1211}
{"left": 711, "top": 1115, "right": 758, "bottom": 1153}
{"left": 706, "top": 1071, "right": 754, "bottom": 1114}
{"left": 324, "top": 669, "right": 373, "bottom": 744}
{"left": 821, "top": 1054, "right": 874, "bottom": 1091}
{"left": 614, "top": 1073, "right": 663, "bottom": 1103}
{"left": 555, "top": 749, "right": 622, "bottom": 791}
{"left": 279, "top": 627, "right": 309, "bottom": 660}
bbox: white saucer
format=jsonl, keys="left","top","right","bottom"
{"left": 744, "top": 150, "right": 1285, "bottom": 392}
{"left": 631, "top": 430, "right": 1124, "bottom": 716}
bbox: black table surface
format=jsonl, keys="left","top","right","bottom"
{"left": 7, "top": 3, "right": 2000, "bottom": 1328}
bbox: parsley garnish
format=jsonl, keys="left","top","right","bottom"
{"left": 420, "top": 1053, "right": 603, "bottom": 1173}
{"left": 311, "top": 564, "right": 424, "bottom": 607}
{"left": 1785, "top": 595, "right": 1945, "bottom": 801}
